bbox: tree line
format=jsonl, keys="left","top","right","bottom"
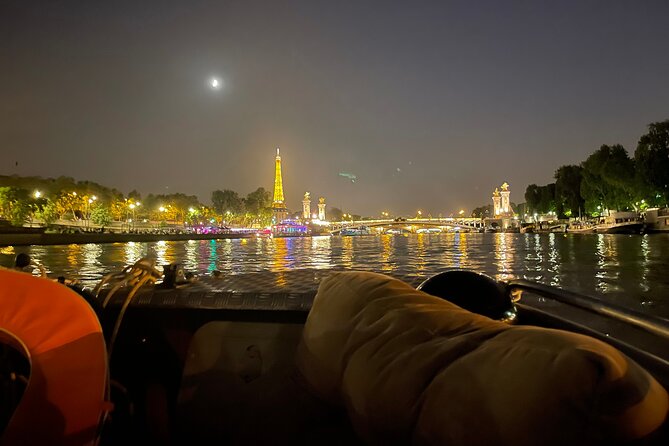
{"left": 524, "top": 120, "right": 669, "bottom": 218}
{"left": 0, "top": 174, "right": 278, "bottom": 228}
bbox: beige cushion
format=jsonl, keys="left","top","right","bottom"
{"left": 296, "top": 271, "right": 669, "bottom": 446}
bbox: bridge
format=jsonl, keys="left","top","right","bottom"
{"left": 328, "top": 217, "right": 484, "bottom": 234}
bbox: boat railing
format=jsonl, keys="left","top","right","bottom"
{"left": 507, "top": 279, "right": 669, "bottom": 390}
{"left": 507, "top": 279, "right": 669, "bottom": 340}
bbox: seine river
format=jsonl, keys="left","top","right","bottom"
{"left": 1, "top": 233, "right": 668, "bottom": 317}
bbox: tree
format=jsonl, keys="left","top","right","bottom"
{"left": 128, "top": 189, "right": 142, "bottom": 201}
{"left": 329, "top": 207, "right": 344, "bottom": 221}
{"left": 144, "top": 193, "right": 199, "bottom": 223}
{"left": 0, "top": 187, "right": 15, "bottom": 219}
{"left": 35, "top": 200, "right": 59, "bottom": 226}
{"left": 634, "top": 120, "right": 669, "bottom": 206}
{"left": 471, "top": 204, "right": 492, "bottom": 218}
{"left": 581, "top": 144, "right": 636, "bottom": 213}
{"left": 554, "top": 165, "right": 584, "bottom": 218}
{"left": 9, "top": 201, "right": 30, "bottom": 226}
{"left": 90, "top": 204, "right": 113, "bottom": 228}
{"left": 524, "top": 184, "right": 541, "bottom": 213}
{"left": 54, "top": 191, "right": 85, "bottom": 220}
{"left": 211, "top": 189, "right": 243, "bottom": 214}
{"left": 0, "top": 187, "right": 31, "bottom": 226}
{"left": 109, "top": 197, "right": 127, "bottom": 221}
{"left": 538, "top": 183, "right": 556, "bottom": 214}
{"left": 244, "top": 187, "right": 271, "bottom": 215}
{"left": 511, "top": 202, "right": 527, "bottom": 217}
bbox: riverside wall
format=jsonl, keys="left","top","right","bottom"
{"left": 0, "top": 232, "right": 254, "bottom": 247}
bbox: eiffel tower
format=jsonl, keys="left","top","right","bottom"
{"left": 272, "top": 148, "right": 288, "bottom": 223}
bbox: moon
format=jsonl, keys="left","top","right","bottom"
{"left": 208, "top": 76, "right": 223, "bottom": 90}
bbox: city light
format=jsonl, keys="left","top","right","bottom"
{"left": 33, "top": 190, "right": 41, "bottom": 198}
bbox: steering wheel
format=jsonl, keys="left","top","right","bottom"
{"left": 417, "top": 270, "right": 517, "bottom": 322}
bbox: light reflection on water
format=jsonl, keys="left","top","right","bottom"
{"left": 2, "top": 233, "right": 668, "bottom": 317}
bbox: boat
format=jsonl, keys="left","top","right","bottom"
{"left": 645, "top": 208, "right": 669, "bottom": 233}
{"left": 594, "top": 211, "right": 644, "bottom": 234}
{"left": 340, "top": 225, "right": 371, "bottom": 236}
{"left": 567, "top": 220, "right": 595, "bottom": 234}
{"left": 2, "top": 262, "right": 668, "bottom": 444}
{"left": 549, "top": 224, "right": 567, "bottom": 233}
{"left": 271, "top": 221, "right": 309, "bottom": 237}
{"left": 520, "top": 223, "right": 535, "bottom": 233}
{"left": 416, "top": 227, "right": 442, "bottom": 234}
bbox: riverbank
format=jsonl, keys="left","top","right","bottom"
{"left": 0, "top": 231, "right": 254, "bottom": 247}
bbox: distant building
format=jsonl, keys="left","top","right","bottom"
{"left": 302, "top": 192, "right": 311, "bottom": 219}
{"left": 318, "top": 197, "right": 326, "bottom": 221}
{"left": 493, "top": 182, "right": 513, "bottom": 216}
{"left": 488, "top": 182, "right": 516, "bottom": 230}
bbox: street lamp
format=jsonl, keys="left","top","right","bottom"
{"left": 128, "top": 203, "right": 136, "bottom": 231}
{"left": 33, "top": 190, "right": 41, "bottom": 199}
{"left": 87, "top": 198, "right": 94, "bottom": 225}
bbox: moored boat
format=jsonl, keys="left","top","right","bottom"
{"left": 549, "top": 224, "right": 567, "bottom": 233}
{"left": 340, "top": 226, "right": 371, "bottom": 236}
{"left": 645, "top": 208, "right": 669, "bottom": 233}
{"left": 594, "top": 211, "right": 644, "bottom": 234}
{"left": 271, "top": 222, "right": 309, "bottom": 237}
{"left": 567, "top": 220, "right": 595, "bottom": 233}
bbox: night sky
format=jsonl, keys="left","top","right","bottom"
{"left": 2, "top": 1, "right": 668, "bottom": 216}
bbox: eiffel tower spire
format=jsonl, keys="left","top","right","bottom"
{"left": 272, "top": 147, "right": 284, "bottom": 206}
{"left": 271, "top": 148, "right": 288, "bottom": 223}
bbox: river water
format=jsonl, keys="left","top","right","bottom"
{"left": 1, "top": 233, "right": 668, "bottom": 317}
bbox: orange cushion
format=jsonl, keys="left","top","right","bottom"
{"left": 296, "top": 271, "right": 669, "bottom": 445}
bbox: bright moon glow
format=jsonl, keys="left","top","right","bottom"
{"left": 209, "top": 77, "right": 222, "bottom": 90}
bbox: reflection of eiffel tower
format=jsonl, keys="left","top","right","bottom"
{"left": 272, "top": 148, "right": 288, "bottom": 223}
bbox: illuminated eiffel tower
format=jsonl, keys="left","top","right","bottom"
{"left": 272, "top": 148, "right": 288, "bottom": 223}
